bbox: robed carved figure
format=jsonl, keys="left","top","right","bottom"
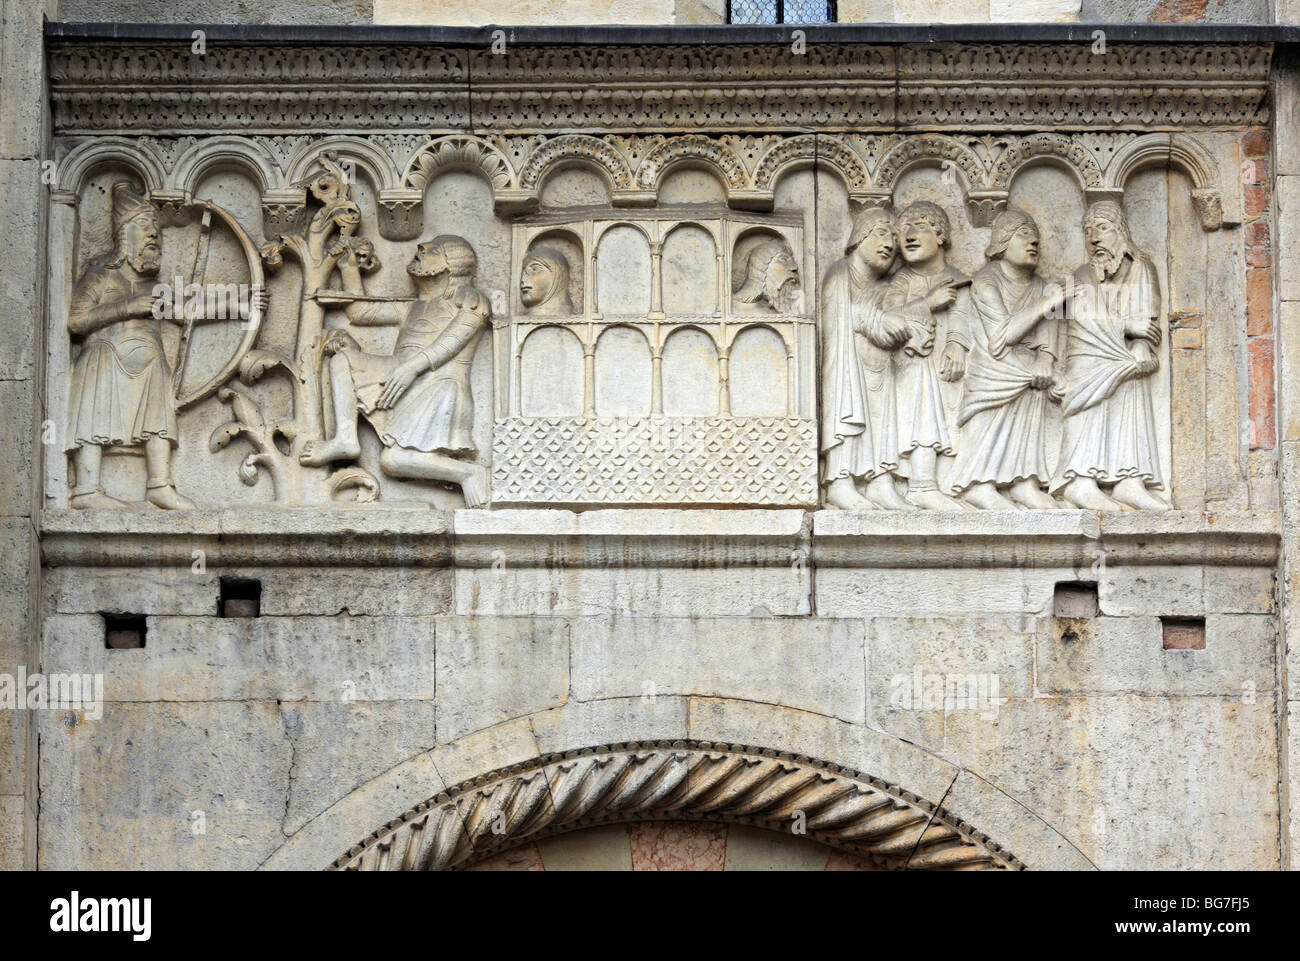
{"left": 1051, "top": 201, "right": 1169, "bottom": 511}
{"left": 820, "top": 207, "right": 914, "bottom": 510}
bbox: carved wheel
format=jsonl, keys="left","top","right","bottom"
{"left": 331, "top": 740, "right": 1024, "bottom": 871}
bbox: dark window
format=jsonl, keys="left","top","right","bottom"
{"left": 728, "top": 0, "right": 836, "bottom": 24}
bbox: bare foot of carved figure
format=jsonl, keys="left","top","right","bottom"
{"left": 1111, "top": 477, "right": 1170, "bottom": 511}
{"left": 1059, "top": 477, "right": 1124, "bottom": 511}
{"left": 962, "top": 481, "right": 1022, "bottom": 510}
{"left": 70, "top": 488, "right": 131, "bottom": 509}
{"left": 826, "top": 477, "right": 875, "bottom": 509}
{"left": 1008, "top": 478, "right": 1058, "bottom": 510}
{"left": 461, "top": 464, "right": 490, "bottom": 509}
{"left": 299, "top": 436, "right": 361, "bottom": 467}
{"left": 146, "top": 484, "right": 196, "bottom": 510}
{"left": 864, "top": 475, "right": 915, "bottom": 510}
{"left": 907, "top": 487, "right": 969, "bottom": 511}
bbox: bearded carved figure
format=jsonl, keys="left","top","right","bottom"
{"left": 300, "top": 235, "right": 492, "bottom": 508}
{"left": 734, "top": 240, "right": 803, "bottom": 314}
{"left": 1050, "top": 200, "right": 1169, "bottom": 511}
{"left": 519, "top": 246, "right": 575, "bottom": 317}
{"left": 65, "top": 182, "right": 264, "bottom": 510}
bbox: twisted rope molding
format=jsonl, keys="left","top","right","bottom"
{"left": 330, "top": 740, "right": 1025, "bottom": 871}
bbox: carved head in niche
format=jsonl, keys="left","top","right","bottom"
{"left": 735, "top": 240, "right": 802, "bottom": 314}
{"left": 110, "top": 182, "right": 162, "bottom": 276}
{"left": 985, "top": 208, "right": 1041, "bottom": 271}
{"left": 520, "top": 246, "right": 575, "bottom": 316}
{"left": 896, "top": 201, "right": 951, "bottom": 268}
{"left": 1082, "top": 200, "right": 1132, "bottom": 279}
{"left": 408, "top": 235, "right": 478, "bottom": 282}
{"left": 846, "top": 207, "right": 896, "bottom": 274}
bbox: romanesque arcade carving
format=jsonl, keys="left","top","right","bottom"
{"left": 48, "top": 68, "right": 1244, "bottom": 512}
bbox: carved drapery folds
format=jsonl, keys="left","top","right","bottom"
{"left": 46, "top": 40, "right": 1256, "bottom": 512}
{"left": 330, "top": 742, "right": 1024, "bottom": 871}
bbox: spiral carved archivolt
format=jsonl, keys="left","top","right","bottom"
{"left": 331, "top": 741, "right": 1024, "bottom": 871}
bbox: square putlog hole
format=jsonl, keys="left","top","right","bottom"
{"left": 1053, "top": 582, "right": 1099, "bottom": 619}
{"left": 104, "top": 613, "right": 146, "bottom": 649}
{"left": 220, "top": 577, "right": 262, "bottom": 618}
{"left": 1162, "top": 617, "right": 1206, "bottom": 650}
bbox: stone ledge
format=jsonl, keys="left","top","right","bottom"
{"left": 40, "top": 507, "right": 452, "bottom": 567}
{"left": 39, "top": 508, "right": 1279, "bottom": 569}
{"left": 814, "top": 510, "right": 1279, "bottom": 568}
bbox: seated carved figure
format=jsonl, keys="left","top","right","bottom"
{"left": 1051, "top": 201, "right": 1169, "bottom": 511}
{"left": 949, "top": 208, "right": 1064, "bottom": 510}
{"left": 299, "top": 235, "right": 491, "bottom": 508}
{"left": 734, "top": 239, "right": 803, "bottom": 314}
{"left": 520, "top": 246, "right": 576, "bottom": 316}
{"left": 820, "top": 206, "right": 914, "bottom": 510}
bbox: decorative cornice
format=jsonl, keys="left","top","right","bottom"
{"left": 47, "top": 41, "right": 1270, "bottom": 135}
{"left": 329, "top": 740, "right": 1024, "bottom": 871}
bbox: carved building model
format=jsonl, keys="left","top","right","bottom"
{"left": 4, "top": 16, "right": 1296, "bottom": 872}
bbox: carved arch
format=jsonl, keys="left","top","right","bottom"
{"left": 285, "top": 136, "right": 402, "bottom": 193}
{"left": 170, "top": 135, "right": 283, "bottom": 196}
{"left": 635, "top": 135, "right": 749, "bottom": 197}
{"left": 329, "top": 741, "right": 1024, "bottom": 871}
{"left": 402, "top": 135, "right": 516, "bottom": 195}
{"left": 56, "top": 137, "right": 167, "bottom": 196}
{"left": 1103, "top": 132, "right": 1229, "bottom": 230}
{"left": 518, "top": 134, "right": 635, "bottom": 200}
{"left": 752, "top": 134, "right": 872, "bottom": 204}
{"left": 989, "top": 133, "right": 1103, "bottom": 192}
{"left": 871, "top": 134, "right": 987, "bottom": 195}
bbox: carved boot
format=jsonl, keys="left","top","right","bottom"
{"left": 146, "top": 482, "right": 197, "bottom": 511}
{"left": 69, "top": 487, "right": 130, "bottom": 510}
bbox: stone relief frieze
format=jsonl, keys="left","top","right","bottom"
{"left": 47, "top": 117, "right": 1243, "bottom": 512}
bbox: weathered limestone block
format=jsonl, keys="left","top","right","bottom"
{"left": 38, "top": 702, "right": 291, "bottom": 871}
{"left": 941, "top": 695, "right": 1279, "bottom": 870}
{"left": 528, "top": 694, "right": 689, "bottom": 756}
{"left": 278, "top": 700, "right": 436, "bottom": 835}
{"left": 1099, "top": 565, "right": 1276, "bottom": 616}
{"left": 42, "top": 614, "right": 437, "bottom": 703}
{"left": 0, "top": 796, "right": 22, "bottom": 871}
{"left": 434, "top": 617, "right": 569, "bottom": 742}
{"left": 1036, "top": 614, "right": 1275, "bottom": 696}
{"left": 574, "top": 618, "right": 867, "bottom": 724}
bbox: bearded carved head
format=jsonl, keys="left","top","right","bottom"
{"left": 111, "top": 182, "right": 162, "bottom": 276}
{"left": 1082, "top": 200, "right": 1132, "bottom": 279}
{"left": 735, "top": 240, "right": 802, "bottom": 314}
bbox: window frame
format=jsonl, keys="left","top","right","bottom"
{"left": 725, "top": 0, "right": 838, "bottom": 25}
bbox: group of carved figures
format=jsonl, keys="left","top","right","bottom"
{"left": 63, "top": 180, "right": 1169, "bottom": 512}
{"left": 821, "top": 200, "right": 1168, "bottom": 512}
